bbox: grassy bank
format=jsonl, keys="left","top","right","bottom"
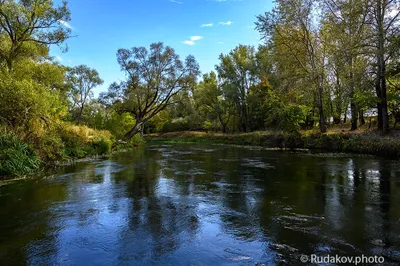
{"left": 0, "top": 124, "right": 114, "bottom": 177}
{"left": 145, "top": 130, "right": 400, "bottom": 158}
{"left": 0, "top": 123, "right": 144, "bottom": 178}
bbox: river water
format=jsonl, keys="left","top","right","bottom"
{"left": 0, "top": 143, "right": 400, "bottom": 265}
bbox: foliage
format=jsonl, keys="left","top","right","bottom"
{"left": 0, "top": 131, "right": 41, "bottom": 176}
{"left": 264, "top": 88, "right": 309, "bottom": 132}
{"left": 58, "top": 124, "right": 113, "bottom": 159}
{"left": 66, "top": 65, "right": 103, "bottom": 123}
{"left": 101, "top": 42, "right": 200, "bottom": 141}
{"left": 0, "top": 66, "right": 66, "bottom": 127}
{"left": 216, "top": 45, "right": 259, "bottom": 132}
{"left": 0, "top": 0, "right": 71, "bottom": 70}
{"left": 2, "top": 0, "right": 400, "bottom": 176}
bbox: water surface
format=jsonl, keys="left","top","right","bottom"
{"left": 1, "top": 143, "right": 400, "bottom": 265}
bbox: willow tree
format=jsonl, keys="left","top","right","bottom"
{"left": 0, "top": 0, "right": 71, "bottom": 71}
{"left": 102, "top": 42, "right": 200, "bottom": 141}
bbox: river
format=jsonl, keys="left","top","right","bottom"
{"left": 0, "top": 143, "right": 399, "bottom": 265}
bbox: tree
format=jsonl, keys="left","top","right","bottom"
{"left": 194, "top": 72, "right": 234, "bottom": 133}
{"left": 216, "top": 45, "right": 258, "bottom": 132}
{"left": 368, "top": 0, "right": 400, "bottom": 132}
{"left": 0, "top": 59, "right": 67, "bottom": 128}
{"left": 256, "top": 0, "right": 328, "bottom": 133}
{"left": 102, "top": 42, "right": 200, "bottom": 141}
{"left": 0, "top": 0, "right": 71, "bottom": 71}
{"left": 67, "top": 65, "right": 103, "bottom": 123}
{"left": 323, "top": 0, "right": 370, "bottom": 130}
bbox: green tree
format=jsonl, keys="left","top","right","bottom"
{"left": 0, "top": 0, "right": 71, "bottom": 71}
{"left": 323, "top": 0, "right": 370, "bottom": 130}
{"left": 67, "top": 65, "right": 103, "bottom": 123}
{"left": 102, "top": 42, "right": 200, "bottom": 141}
{"left": 194, "top": 72, "right": 234, "bottom": 133}
{"left": 216, "top": 45, "right": 258, "bottom": 132}
{"left": 257, "top": 0, "right": 328, "bottom": 133}
{"left": 0, "top": 59, "right": 67, "bottom": 128}
{"left": 368, "top": 0, "right": 400, "bottom": 132}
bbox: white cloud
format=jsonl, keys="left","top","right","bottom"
{"left": 218, "top": 41, "right": 224, "bottom": 44}
{"left": 190, "top": 36, "right": 203, "bottom": 41}
{"left": 169, "top": 0, "right": 183, "bottom": 3}
{"left": 55, "top": 55, "right": 63, "bottom": 61}
{"left": 183, "top": 40, "right": 195, "bottom": 45}
{"left": 201, "top": 23, "right": 214, "bottom": 27}
{"left": 219, "top": 21, "right": 233, "bottom": 26}
{"left": 247, "top": 25, "right": 255, "bottom": 28}
{"left": 59, "top": 20, "right": 73, "bottom": 29}
{"left": 183, "top": 36, "right": 203, "bottom": 45}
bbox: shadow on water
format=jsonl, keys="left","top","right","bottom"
{"left": 0, "top": 143, "right": 400, "bottom": 265}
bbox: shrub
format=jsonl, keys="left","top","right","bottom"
{"left": 59, "top": 124, "right": 112, "bottom": 159}
{"left": 0, "top": 132, "right": 41, "bottom": 176}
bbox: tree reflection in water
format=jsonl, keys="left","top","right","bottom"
{"left": 0, "top": 144, "right": 400, "bottom": 265}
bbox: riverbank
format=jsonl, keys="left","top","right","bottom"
{"left": 145, "top": 130, "right": 400, "bottom": 158}
{"left": 0, "top": 123, "right": 145, "bottom": 178}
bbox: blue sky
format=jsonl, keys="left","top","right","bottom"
{"left": 51, "top": 0, "right": 273, "bottom": 95}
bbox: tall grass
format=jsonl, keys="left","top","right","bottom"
{"left": 1, "top": 123, "right": 115, "bottom": 177}
{"left": 0, "top": 132, "right": 41, "bottom": 176}
{"left": 59, "top": 124, "right": 113, "bottom": 159}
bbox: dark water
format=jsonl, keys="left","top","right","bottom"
{"left": 1, "top": 143, "right": 400, "bottom": 265}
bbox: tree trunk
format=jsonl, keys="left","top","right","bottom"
{"left": 77, "top": 104, "right": 84, "bottom": 124}
{"left": 381, "top": 79, "right": 389, "bottom": 133}
{"left": 376, "top": 0, "right": 389, "bottom": 133}
{"left": 241, "top": 104, "right": 249, "bottom": 132}
{"left": 122, "top": 121, "right": 143, "bottom": 141}
{"left": 349, "top": 61, "right": 358, "bottom": 130}
{"left": 218, "top": 113, "right": 227, "bottom": 133}
{"left": 307, "top": 109, "right": 315, "bottom": 129}
{"left": 377, "top": 102, "right": 383, "bottom": 129}
{"left": 359, "top": 110, "right": 365, "bottom": 125}
{"left": 378, "top": 51, "right": 389, "bottom": 132}
{"left": 317, "top": 86, "right": 327, "bottom": 133}
{"left": 350, "top": 100, "right": 358, "bottom": 130}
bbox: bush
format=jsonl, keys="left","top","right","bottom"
{"left": 59, "top": 124, "right": 112, "bottom": 159}
{"left": 264, "top": 90, "right": 309, "bottom": 133}
{"left": 0, "top": 132, "right": 41, "bottom": 176}
{"left": 202, "top": 121, "right": 213, "bottom": 131}
{"left": 161, "top": 117, "right": 192, "bottom": 132}
{"left": 0, "top": 70, "right": 66, "bottom": 128}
